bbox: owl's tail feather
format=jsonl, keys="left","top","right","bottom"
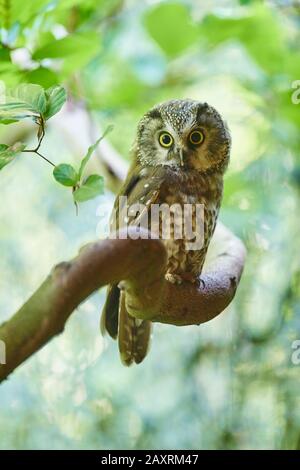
{"left": 118, "top": 291, "right": 152, "bottom": 366}
{"left": 101, "top": 286, "right": 151, "bottom": 365}
{"left": 100, "top": 284, "right": 120, "bottom": 339}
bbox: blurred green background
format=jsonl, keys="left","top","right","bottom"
{"left": 1, "top": 0, "right": 300, "bottom": 450}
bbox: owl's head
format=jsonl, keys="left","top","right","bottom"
{"left": 135, "top": 99, "right": 231, "bottom": 174}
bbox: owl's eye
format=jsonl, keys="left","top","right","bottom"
{"left": 159, "top": 132, "right": 173, "bottom": 148}
{"left": 189, "top": 129, "right": 204, "bottom": 146}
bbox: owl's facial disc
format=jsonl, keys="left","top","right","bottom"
{"left": 136, "top": 99, "right": 231, "bottom": 173}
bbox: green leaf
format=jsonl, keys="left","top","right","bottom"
{"left": 198, "top": 6, "right": 287, "bottom": 75}
{"left": 0, "top": 47, "right": 11, "bottom": 62}
{"left": 31, "top": 31, "right": 101, "bottom": 79}
{"left": 24, "top": 67, "right": 59, "bottom": 89}
{"left": 0, "top": 84, "right": 47, "bottom": 122}
{"left": 9, "top": 0, "right": 51, "bottom": 26}
{"left": 33, "top": 32, "right": 99, "bottom": 59}
{"left": 0, "top": 142, "right": 26, "bottom": 170}
{"left": 144, "top": 2, "right": 199, "bottom": 57}
{"left": 11, "top": 84, "right": 47, "bottom": 114}
{"left": 73, "top": 175, "right": 104, "bottom": 202}
{"left": 78, "top": 125, "right": 113, "bottom": 180}
{"left": 44, "top": 86, "right": 67, "bottom": 120}
{"left": 32, "top": 32, "right": 101, "bottom": 77}
{"left": 0, "top": 119, "right": 18, "bottom": 125}
{"left": 0, "top": 107, "right": 34, "bottom": 122}
{"left": 53, "top": 164, "right": 79, "bottom": 187}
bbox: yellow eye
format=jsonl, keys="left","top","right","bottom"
{"left": 189, "top": 129, "right": 204, "bottom": 146}
{"left": 159, "top": 132, "right": 173, "bottom": 148}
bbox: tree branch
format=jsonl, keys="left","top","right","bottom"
{"left": 0, "top": 229, "right": 167, "bottom": 382}
{"left": 0, "top": 223, "right": 245, "bottom": 382}
{"left": 152, "top": 223, "right": 246, "bottom": 326}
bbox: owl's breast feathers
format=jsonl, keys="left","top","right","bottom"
{"left": 157, "top": 168, "right": 223, "bottom": 277}
{"left": 112, "top": 164, "right": 223, "bottom": 278}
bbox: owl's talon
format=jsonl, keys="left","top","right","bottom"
{"left": 165, "top": 273, "right": 183, "bottom": 285}
{"left": 165, "top": 272, "right": 201, "bottom": 285}
{"left": 118, "top": 281, "right": 126, "bottom": 291}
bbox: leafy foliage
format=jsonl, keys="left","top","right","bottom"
{"left": 53, "top": 127, "right": 112, "bottom": 203}
{"left": 0, "top": 84, "right": 46, "bottom": 122}
{"left": 0, "top": 142, "right": 26, "bottom": 169}
{"left": 44, "top": 86, "right": 68, "bottom": 120}
{"left": 78, "top": 126, "right": 113, "bottom": 180}
{"left": 0, "top": 84, "right": 66, "bottom": 123}
{"left": 73, "top": 174, "right": 104, "bottom": 202}
{"left": 144, "top": 2, "right": 199, "bottom": 57}
{"left": 32, "top": 32, "right": 101, "bottom": 77}
{"left": 0, "top": 81, "right": 107, "bottom": 205}
{"left": 0, "top": 0, "right": 300, "bottom": 452}
{"left": 53, "top": 163, "right": 79, "bottom": 187}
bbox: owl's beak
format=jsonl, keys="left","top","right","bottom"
{"left": 178, "top": 148, "right": 185, "bottom": 167}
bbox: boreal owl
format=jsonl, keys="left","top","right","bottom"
{"left": 101, "top": 99, "right": 231, "bottom": 365}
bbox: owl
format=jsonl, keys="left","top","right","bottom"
{"left": 101, "top": 99, "right": 231, "bottom": 365}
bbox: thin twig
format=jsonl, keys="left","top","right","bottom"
{"left": 35, "top": 118, "right": 45, "bottom": 153}
{"left": 35, "top": 151, "right": 55, "bottom": 167}
{"left": 22, "top": 118, "right": 55, "bottom": 167}
{"left": 22, "top": 149, "right": 55, "bottom": 167}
